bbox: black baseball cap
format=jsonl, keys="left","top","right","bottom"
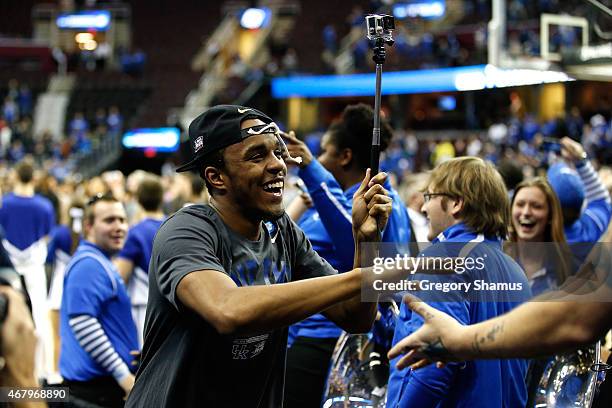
{"left": 176, "top": 104, "right": 274, "bottom": 172}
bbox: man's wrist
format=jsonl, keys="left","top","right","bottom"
{"left": 353, "top": 228, "right": 377, "bottom": 243}
{"left": 451, "top": 326, "right": 475, "bottom": 360}
{"left": 575, "top": 155, "right": 588, "bottom": 167}
{"left": 352, "top": 267, "right": 370, "bottom": 298}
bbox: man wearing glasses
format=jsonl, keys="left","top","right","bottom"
{"left": 59, "top": 193, "right": 138, "bottom": 407}
{"left": 386, "top": 157, "right": 531, "bottom": 408}
{"left": 126, "top": 105, "right": 392, "bottom": 407}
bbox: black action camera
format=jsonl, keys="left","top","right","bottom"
{"left": 365, "top": 14, "right": 395, "bottom": 44}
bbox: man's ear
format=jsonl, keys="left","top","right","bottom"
{"left": 204, "top": 166, "right": 226, "bottom": 192}
{"left": 450, "top": 197, "right": 464, "bottom": 217}
{"left": 83, "top": 218, "right": 93, "bottom": 239}
{"left": 339, "top": 148, "right": 353, "bottom": 167}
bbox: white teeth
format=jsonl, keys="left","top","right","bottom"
{"left": 263, "top": 181, "right": 284, "bottom": 191}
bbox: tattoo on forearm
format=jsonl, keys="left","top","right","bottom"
{"left": 471, "top": 323, "right": 505, "bottom": 356}
{"left": 471, "top": 332, "right": 482, "bottom": 355}
{"left": 420, "top": 336, "right": 457, "bottom": 361}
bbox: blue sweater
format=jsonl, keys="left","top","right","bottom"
{"left": 387, "top": 223, "right": 531, "bottom": 408}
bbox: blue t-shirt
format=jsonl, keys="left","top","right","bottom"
{"left": 46, "top": 225, "right": 73, "bottom": 264}
{"left": 387, "top": 223, "right": 531, "bottom": 408}
{"left": 290, "top": 160, "right": 411, "bottom": 340}
{"left": 118, "top": 218, "right": 164, "bottom": 273}
{"left": 59, "top": 241, "right": 138, "bottom": 381}
{"left": 117, "top": 217, "right": 164, "bottom": 306}
{"left": 0, "top": 193, "right": 55, "bottom": 250}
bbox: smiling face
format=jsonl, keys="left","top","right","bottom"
{"left": 85, "top": 200, "right": 128, "bottom": 254}
{"left": 421, "top": 190, "right": 458, "bottom": 241}
{"left": 219, "top": 118, "right": 287, "bottom": 221}
{"left": 512, "top": 186, "right": 550, "bottom": 242}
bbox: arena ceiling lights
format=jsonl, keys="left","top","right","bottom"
{"left": 239, "top": 7, "right": 271, "bottom": 30}
{"left": 122, "top": 128, "right": 180, "bottom": 152}
{"left": 393, "top": 0, "right": 446, "bottom": 20}
{"left": 271, "top": 65, "right": 575, "bottom": 98}
{"left": 56, "top": 10, "right": 111, "bottom": 31}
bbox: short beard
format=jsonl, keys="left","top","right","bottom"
{"left": 243, "top": 205, "right": 285, "bottom": 223}
{"left": 263, "top": 208, "right": 285, "bottom": 222}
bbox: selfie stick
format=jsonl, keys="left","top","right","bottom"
{"left": 366, "top": 14, "right": 395, "bottom": 175}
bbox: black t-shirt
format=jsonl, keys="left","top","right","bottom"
{"left": 126, "top": 205, "right": 336, "bottom": 408}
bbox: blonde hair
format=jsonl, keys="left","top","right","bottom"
{"left": 427, "top": 156, "right": 509, "bottom": 238}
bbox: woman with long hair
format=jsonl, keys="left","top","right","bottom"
{"left": 507, "top": 177, "right": 574, "bottom": 295}
{"left": 508, "top": 177, "right": 580, "bottom": 408}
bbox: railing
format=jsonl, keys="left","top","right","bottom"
{"left": 74, "top": 131, "right": 122, "bottom": 179}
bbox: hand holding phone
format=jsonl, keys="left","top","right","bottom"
{"left": 539, "top": 137, "right": 562, "bottom": 153}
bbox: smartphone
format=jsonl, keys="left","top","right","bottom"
{"left": 539, "top": 137, "right": 562, "bottom": 153}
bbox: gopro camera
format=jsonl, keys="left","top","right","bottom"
{"left": 365, "top": 14, "right": 395, "bottom": 44}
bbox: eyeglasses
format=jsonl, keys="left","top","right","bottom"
{"left": 423, "top": 192, "right": 453, "bottom": 203}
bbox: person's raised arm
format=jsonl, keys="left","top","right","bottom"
{"left": 175, "top": 171, "right": 392, "bottom": 336}
{"left": 561, "top": 137, "right": 611, "bottom": 240}
{"left": 388, "top": 292, "right": 612, "bottom": 371}
{"left": 282, "top": 130, "right": 355, "bottom": 269}
{"left": 321, "top": 170, "right": 392, "bottom": 332}
{"left": 177, "top": 267, "right": 364, "bottom": 335}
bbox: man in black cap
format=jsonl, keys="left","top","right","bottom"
{"left": 126, "top": 105, "right": 392, "bottom": 407}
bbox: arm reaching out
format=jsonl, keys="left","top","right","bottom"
{"left": 388, "top": 293, "right": 612, "bottom": 371}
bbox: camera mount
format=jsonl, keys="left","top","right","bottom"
{"left": 365, "top": 14, "right": 395, "bottom": 174}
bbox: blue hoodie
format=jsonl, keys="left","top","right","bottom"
{"left": 387, "top": 223, "right": 531, "bottom": 408}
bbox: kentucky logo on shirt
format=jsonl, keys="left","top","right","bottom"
{"left": 231, "top": 334, "right": 269, "bottom": 359}
{"left": 230, "top": 258, "right": 289, "bottom": 287}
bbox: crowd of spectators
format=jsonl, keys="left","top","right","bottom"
{"left": 50, "top": 40, "right": 147, "bottom": 77}
{"left": 319, "top": 0, "right": 594, "bottom": 74}
{"left": 67, "top": 106, "right": 123, "bottom": 155}
{"left": 292, "top": 107, "right": 612, "bottom": 195}
{"left": 1, "top": 79, "right": 35, "bottom": 162}
{"left": 384, "top": 110, "right": 612, "bottom": 186}
{"left": 1, "top": 99, "right": 611, "bottom": 402}
{"left": 200, "top": 0, "right": 602, "bottom": 111}
{"left": 1, "top": 79, "right": 125, "bottom": 183}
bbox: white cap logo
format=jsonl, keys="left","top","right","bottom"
{"left": 194, "top": 135, "right": 204, "bottom": 153}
